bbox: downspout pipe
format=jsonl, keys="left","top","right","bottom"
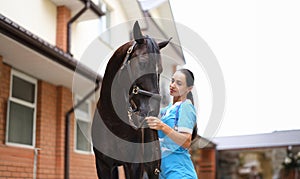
{"left": 64, "top": 82, "right": 100, "bottom": 179}
{"left": 67, "top": 0, "right": 105, "bottom": 55}
{"left": 67, "top": 2, "right": 89, "bottom": 55}
{"left": 79, "top": 0, "right": 105, "bottom": 17}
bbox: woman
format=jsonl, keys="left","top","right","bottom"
{"left": 146, "top": 69, "right": 198, "bottom": 179}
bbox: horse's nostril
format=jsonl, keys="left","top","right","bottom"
{"left": 140, "top": 113, "right": 146, "bottom": 117}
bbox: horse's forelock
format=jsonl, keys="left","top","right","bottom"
{"left": 146, "top": 38, "right": 163, "bottom": 74}
{"left": 145, "top": 37, "right": 160, "bottom": 54}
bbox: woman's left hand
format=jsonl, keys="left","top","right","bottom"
{"left": 146, "top": 116, "right": 164, "bottom": 130}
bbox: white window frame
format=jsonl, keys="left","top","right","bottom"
{"left": 99, "top": 2, "right": 112, "bottom": 44}
{"left": 74, "top": 95, "right": 93, "bottom": 154}
{"left": 5, "top": 70, "right": 37, "bottom": 149}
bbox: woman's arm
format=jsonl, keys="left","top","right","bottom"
{"left": 146, "top": 116, "right": 192, "bottom": 148}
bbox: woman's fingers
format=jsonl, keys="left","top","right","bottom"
{"left": 146, "top": 116, "right": 160, "bottom": 130}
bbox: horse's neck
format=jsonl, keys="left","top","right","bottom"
{"left": 99, "top": 54, "right": 131, "bottom": 121}
{"left": 98, "top": 42, "right": 135, "bottom": 121}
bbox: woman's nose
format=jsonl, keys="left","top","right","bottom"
{"left": 170, "top": 82, "right": 175, "bottom": 87}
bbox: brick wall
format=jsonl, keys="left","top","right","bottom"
{"left": 56, "top": 6, "right": 70, "bottom": 52}
{"left": 0, "top": 57, "right": 35, "bottom": 178}
{"left": 192, "top": 148, "right": 216, "bottom": 179}
{"left": 0, "top": 56, "right": 9, "bottom": 145}
{"left": 0, "top": 57, "right": 97, "bottom": 178}
{"left": 36, "top": 81, "right": 58, "bottom": 179}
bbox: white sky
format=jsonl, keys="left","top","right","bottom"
{"left": 169, "top": 0, "right": 300, "bottom": 137}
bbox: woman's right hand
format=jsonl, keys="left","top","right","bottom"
{"left": 146, "top": 117, "right": 192, "bottom": 148}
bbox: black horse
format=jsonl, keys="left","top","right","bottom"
{"left": 92, "top": 21, "right": 171, "bottom": 179}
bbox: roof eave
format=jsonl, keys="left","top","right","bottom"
{"left": 0, "top": 13, "right": 102, "bottom": 83}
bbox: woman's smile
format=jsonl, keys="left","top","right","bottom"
{"left": 170, "top": 88, "right": 176, "bottom": 94}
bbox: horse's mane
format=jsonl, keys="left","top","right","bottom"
{"left": 101, "top": 41, "right": 132, "bottom": 90}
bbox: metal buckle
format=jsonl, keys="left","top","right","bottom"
{"left": 127, "top": 41, "right": 136, "bottom": 54}
{"left": 132, "top": 86, "right": 139, "bottom": 94}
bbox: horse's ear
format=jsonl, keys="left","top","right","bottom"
{"left": 133, "top": 21, "right": 144, "bottom": 44}
{"left": 158, "top": 37, "right": 172, "bottom": 49}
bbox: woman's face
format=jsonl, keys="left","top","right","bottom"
{"left": 169, "top": 71, "right": 192, "bottom": 98}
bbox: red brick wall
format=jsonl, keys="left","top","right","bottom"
{"left": 56, "top": 6, "right": 70, "bottom": 52}
{"left": 36, "top": 81, "right": 58, "bottom": 179}
{"left": 0, "top": 57, "right": 35, "bottom": 178}
{"left": 0, "top": 56, "right": 9, "bottom": 145}
{"left": 0, "top": 58, "right": 97, "bottom": 178}
{"left": 193, "top": 148, "right": 216, "bottom": 179}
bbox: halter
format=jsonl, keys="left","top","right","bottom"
{"left": 121, "top": 41, "right": 162, "bottom": 128}
{"left": 121, "top": 40, "right": 161, "bottom": 176}
{"left": 120, "top": 41, "right": 137, "bottom": 70}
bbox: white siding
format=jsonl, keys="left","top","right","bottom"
{"left": 0, "top": 0, "right": 57, "bottom": 44}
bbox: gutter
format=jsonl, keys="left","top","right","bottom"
{"left": 0, "top": 13, "right": 102, "bottom": 83}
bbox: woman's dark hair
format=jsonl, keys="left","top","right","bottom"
{"left": 177, "top": 68, "right": 198, "bottom": 140}
{"left": 177, "top": 68, "right": 194, "bottom": 104}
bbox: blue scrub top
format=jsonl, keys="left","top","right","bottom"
{"left": 158, "top": 99, "right": 197, "bottom": 179}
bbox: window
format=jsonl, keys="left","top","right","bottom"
{"left": 99, "top": 1, "right": 112, "bottom": 44}
{"left": 6, "top": 70, "right": 37, "bottom": 147}
{"left": 74, "top": 97, "right": 92, "bottom": 153}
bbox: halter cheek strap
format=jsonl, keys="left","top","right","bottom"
{"left": 120, "top": 41, "right": 136, "bottom": 70}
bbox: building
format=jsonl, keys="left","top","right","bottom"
{"left": 212, "top": 130, "right": 300, "bottom": 179}
{"left": 190, "top": 136, "right": 217, "bottom": 179}
{"left": 0, "top": 0, "right": 184, "bottom": 178}
{"left": 191, "top": 130, "right": 300, "bottom": 179}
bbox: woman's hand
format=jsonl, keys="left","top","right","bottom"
{"left": 146, "top": 116, "right": 192, "bottom": 149}
{"left": 145, "top": 116, "right": 165, "bottom": 130}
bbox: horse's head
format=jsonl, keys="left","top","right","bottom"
{"left": 120, "top": 21, "right": 171, "bottom": 126}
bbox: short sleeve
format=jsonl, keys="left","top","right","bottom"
{"left": 177, "top": 101, "right": 196, "bottom": 134}
{"left": 160, "top": 103, "right": 171, "bottom": 117}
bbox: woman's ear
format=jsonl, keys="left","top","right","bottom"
{"left": 187, "top": 86, "right": 193, "bottom": 93}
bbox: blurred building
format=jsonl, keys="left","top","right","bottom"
{"left": 191, "top": 130, "right": 300, "bottom": 179}
{"left": 213, "top": 130, "right": 300, "bottom": 179}
{"left": 190, "top": 136, "right": 217, "bottom": 179}
{"left": 0, "top": 0, "right": 184, "bottom": 178}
